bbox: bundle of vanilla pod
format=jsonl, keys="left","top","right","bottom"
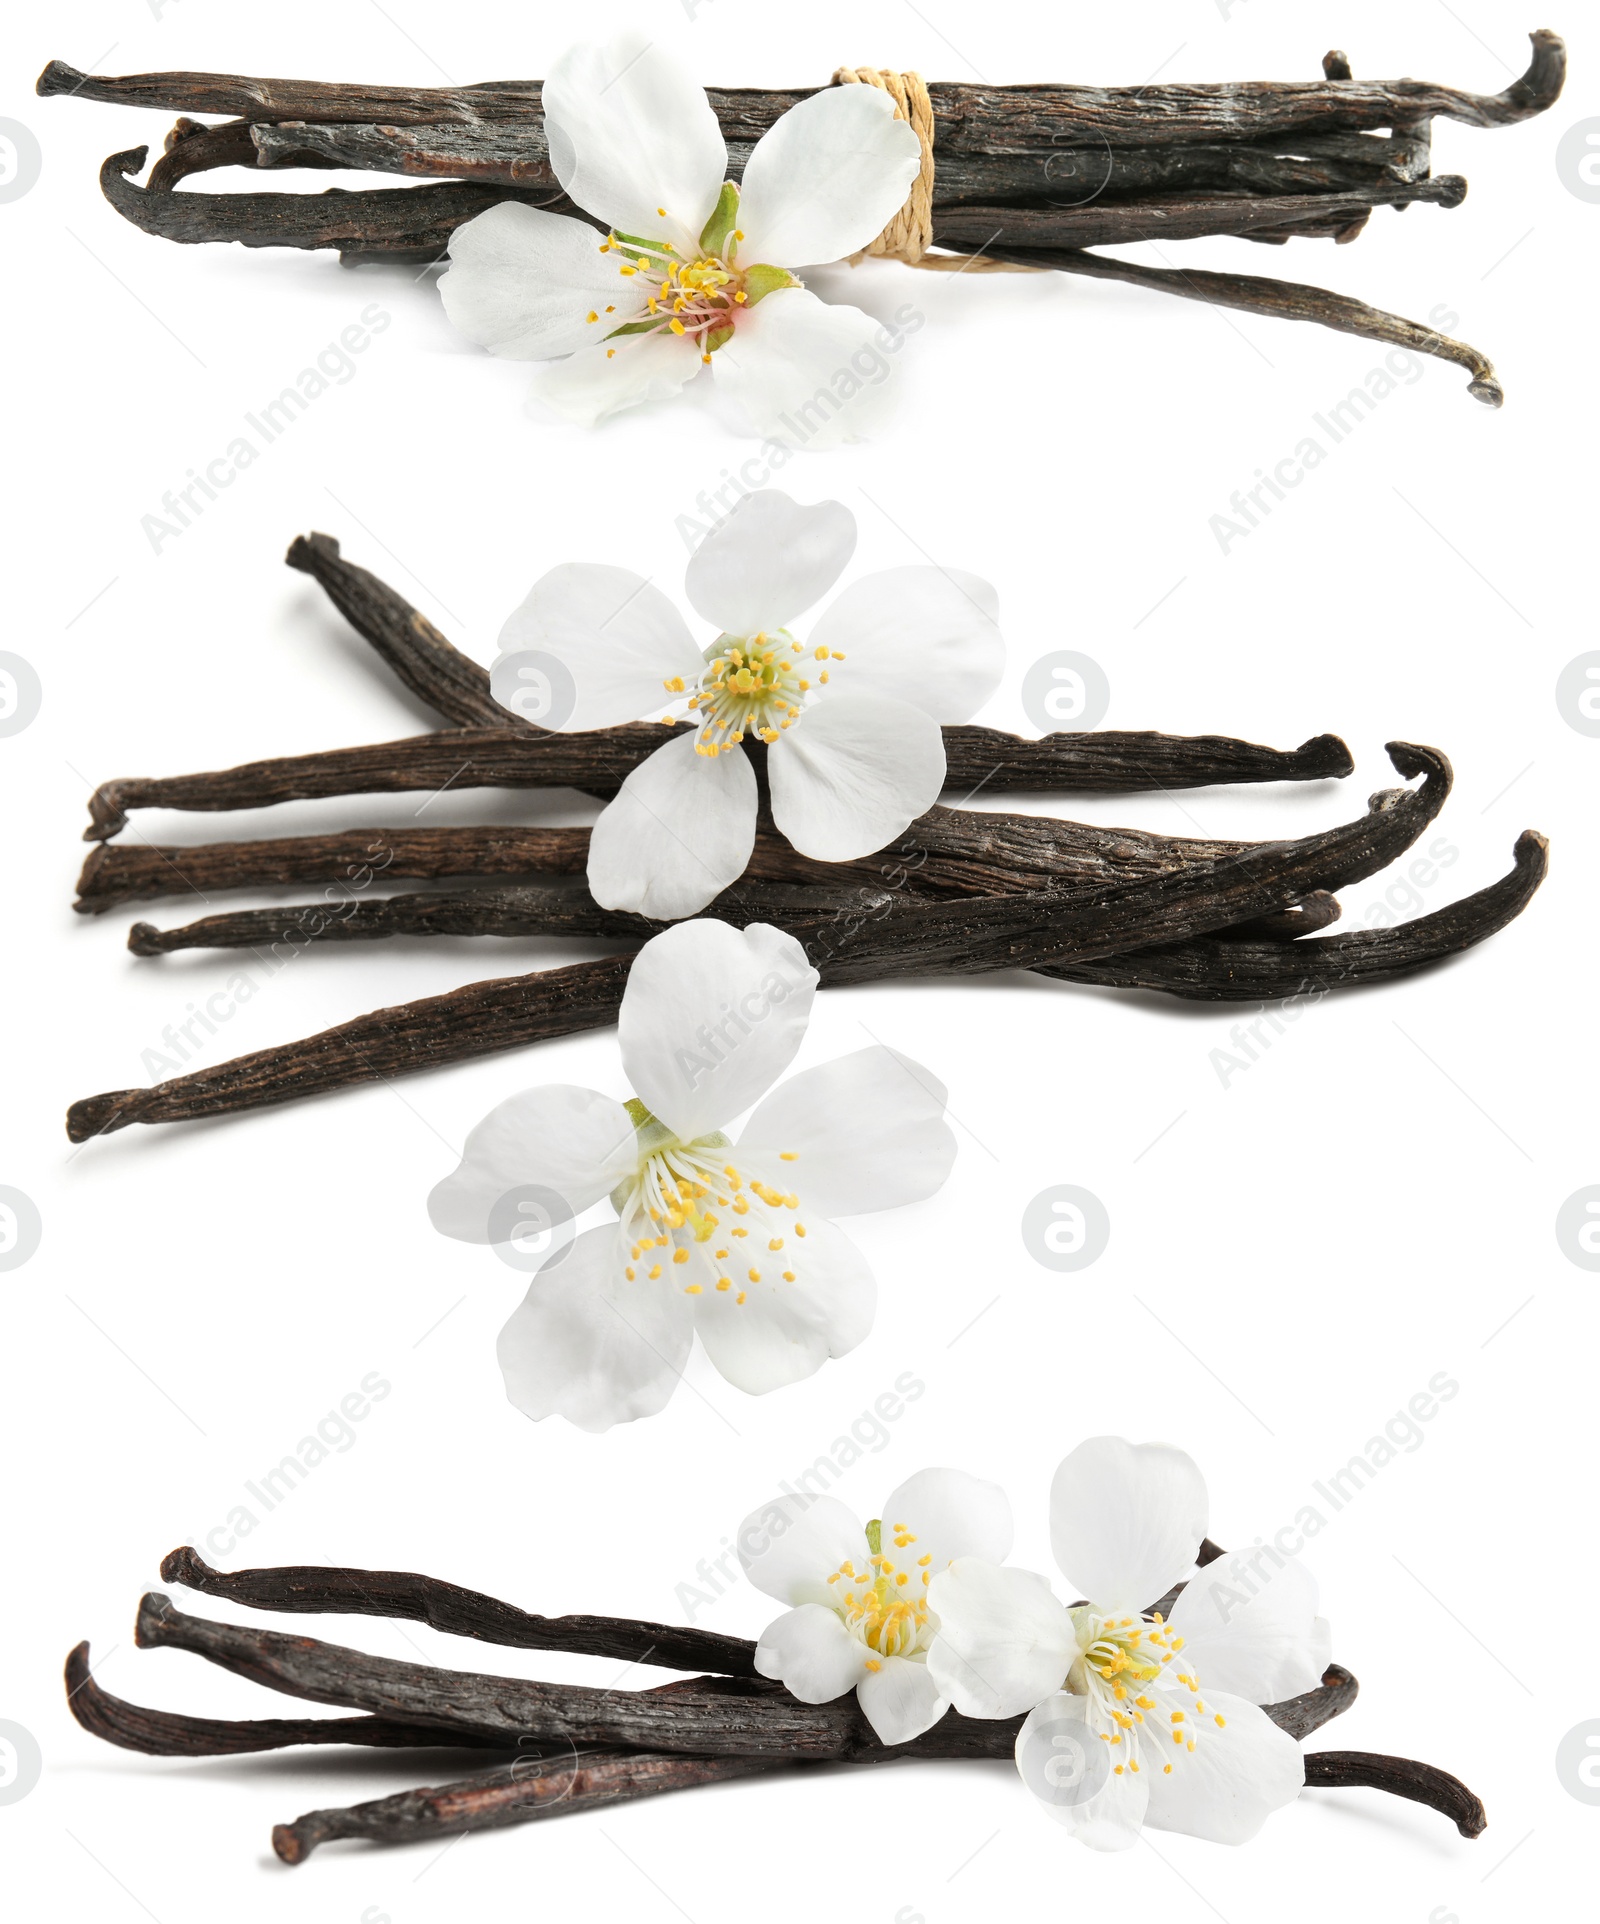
{"left": 62, "top": 531, "right": 1546, "bottom": 1146}
{"left": 37, "top": 30, "right": 1564, "bottom": 401}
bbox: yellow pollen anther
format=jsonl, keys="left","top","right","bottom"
{"left": 648, "top": 1264, "right": 661, "bottom": 1280}
{"left": 672, "top": 1248, "right": 689, "bottom": 1265}
{"left": 684, "top": 1283, "right": 702, "bottom": 1294}
{"left": 748, "top": 1268, "right": 761, "bottom": 1283}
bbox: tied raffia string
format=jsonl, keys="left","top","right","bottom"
{"left": 831, "top": 66, "right": 1041, "bottom": 272}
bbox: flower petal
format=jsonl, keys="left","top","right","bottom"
{"left": 711, "top": 289, "right": 904, "bottom": 449}
{"left": 806, "top": 568, "right": 1004, "bottom": 723}
{"left": 541, "top": 34, "right": 727, "bottom": 254}
{"left": 737, "top": 1492, "right": 870, "bottom": 1606}
{"left": 736, "top": 84, "right": 922, "bottom": 267}
{"left": 496, "top": 1223, "right": 693, "bottom": 1432}
{"left": 618, "top": 917, "right": 818, "bottom": 1138}
{"left": 531, "top": 328, "right": 703, "bottom": 428}
{"left": 586, "top": 731, "right": 758, "bottom": 921}
{"left": 440, "top": 204, "right": 643, "bottom": 359}
{"left": 428, "top": 1084, "right": 635, "bottom": 1245}
{"left": 736, "top": 1044, "right": 955, "bottom": 1219}
{"left": 1015, "top": 1694, "right": 1149, "bottom": 1851}
{"left": 1167, "top": 1551, "right": 1332, "bottom": 1705}
{"left": 1050, "top": 1437, "right": 1210, "bottom": 1613}
{"left": 768, "top": 692, "right": 945, "bottom": 861}
{"left": 879, "top": 1467, "right": 1014, "bottom": 1575}
{"left": 496, "top": 565, "right": 702, "bottom": 732}
{"left": 683, "top": 490, "right": 856, "bottom": 634}
{"left": 857, "top": 1656, "right": 948, "bottom": 1746}
{"left": 1141, "top": 1691, "right": 1304, "bottom": 1845}
{"left": 753, "top": 1604, "right": 865, "bottom": 1703}
{"left": 692, "top": 1217, "right": 875, "bottom": 1394}
{"left": 925, "top": 1560, "right": 1076, "bottom": 1720}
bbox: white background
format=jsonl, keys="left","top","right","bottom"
{"left": 3, "top": 2, "right": 1596, "bottom": 1919}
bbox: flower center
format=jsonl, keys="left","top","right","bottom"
{"left": 657, "top": 634, "right": 848, "bottom": 751}
{"left": 587, "top": 188, "right": 802, "bottom": 367}
{"left": 1067, "top": 1606, "right": 1220, "bottom": 1781}
{"left": 614, "top": 1104, "right": 805, "bottom": 1306}
{"left": 825, "top": 1519, "right": 936, "bottom": 1667}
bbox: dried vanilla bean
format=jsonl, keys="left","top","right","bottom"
{"left": 72, "top": 789, "right": 1332, "bottom": 913}
{"left": 81, "top": 726, "right": 1351, "bottom": 842}
{"left": 267, "top": 1735, "right": 1475, "bottom": 1862}
{"left": 271, "top": 1751, "right": 785, "bottom": 1862}
{"left": 1047, "top": 831, "right": 1547, "bottom": 999}
{"left": 982, "top": 243, "right": 1506, "bottom": 404}
{"left": 75, "top": 826, "right": 592, "bottom": 913}
{"left": 123, "top": 876, "right": 1348, "bottom": 957}
{"left": 65, "top": 745, "right": 1452, "bottom": 1140}
{"left": 64, "top": 1643, "right": 508, "bottom": 1757}
{"left": 36, "top": 43, "right": 1563, "bottom": 144}
{"left": 1301, "top": 1751, "right": 1485, "bottom": 1838}
{"left": 157, "top": 1544, "right": 758, "bottom": 1677}
{"left": 133, "top": 1592, "right": 879, "bottom": 1757}
{"left": 131, "top": 1591, "right": 1352, "bottom": 1766}
{"left": 286, "top": 532, "right": 506, "bottom": 730}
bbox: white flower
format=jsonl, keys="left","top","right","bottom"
{"left": 440, "top": 34, "right": 923, "bottom": 444}
{"left": 428, "top": 919, "right": 956, "bottom": 1431}
{"left": 927, "top": 1438, "right": 1331, "bottom": 1851}
{"left": 491, "top": 488, "right": 1003, "bottom": 919}
{"left": 740, "top": 1469, "right": 1013, "bottom": 1745}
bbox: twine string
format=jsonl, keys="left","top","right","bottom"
{"left": 831, "top": 65, "right": 1043, "bottom": 273}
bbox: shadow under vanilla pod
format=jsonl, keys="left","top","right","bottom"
{"left": 65, "top": 1440, "right": 1485, "bottom": 1860}
{"left": 35, "top": 29, "right": 1565, "bottom": 407}
{"left": 64, "top": 528, "right": 1546, "bottom": 1143}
